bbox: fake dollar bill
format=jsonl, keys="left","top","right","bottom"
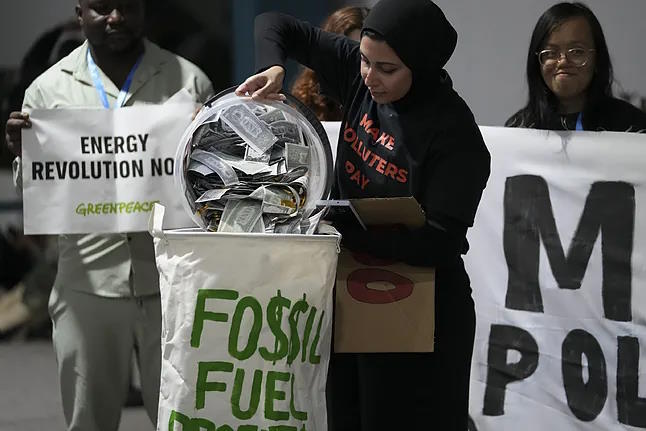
{"left": 190, "top": 149, "right": 239, "bottom": 186}
{"left": 218, "top": 200, "right": 263, "bottom": 233}
{"left": 285, "top": 143, "right": 310, "bottom": 170}
{"left": 220, "top": 104, "right": 278, "bottom": 154}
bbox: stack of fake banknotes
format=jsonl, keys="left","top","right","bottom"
{"left": 182, "top": 101, "right": 324, "bottom": 234}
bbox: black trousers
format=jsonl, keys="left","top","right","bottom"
{"left": 326, "top": 262, "right": 476, "bottom": 430}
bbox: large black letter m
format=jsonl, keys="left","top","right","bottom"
{"left": 503, "top": 176, "right": 633, "bottom": 322}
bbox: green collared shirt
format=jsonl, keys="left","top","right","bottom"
{"left": 16, "top": 39, "right": 213, "bottom": 297}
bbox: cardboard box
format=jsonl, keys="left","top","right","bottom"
{"left": 328, "top": 197, "right": 436, "bottom": 353}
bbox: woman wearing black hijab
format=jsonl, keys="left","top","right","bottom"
{"left": 237, "top": 0, "right": 490, "bottom": 428}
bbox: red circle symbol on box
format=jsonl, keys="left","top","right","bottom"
{"left": 346, "top": 269, "right": 414, "bottom": 304}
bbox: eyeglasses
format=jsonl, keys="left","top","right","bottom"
{"left": 537, "top": 48, "right": 595, "bottom": 67}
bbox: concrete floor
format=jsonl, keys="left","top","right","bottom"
{"left": 0, "top": 341, "right": 153, "bottom": 431}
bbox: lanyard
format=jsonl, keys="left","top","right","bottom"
{"left": 87, "top": 49, "right": 142, "bottom": 109}
{"left": 575, "top": 112, "right": 584, "bottom": 131}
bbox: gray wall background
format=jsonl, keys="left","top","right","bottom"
{"left": 433, "top": 0, "right": 646, "bottom": 125}
{"left": 1, "top": 0, "right": 645, "bottom": 126}
{"left": 0, "top": 0, "right": 78, "bottom": 69}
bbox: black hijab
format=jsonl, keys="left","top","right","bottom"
{"left": 359, "top": 0, "right": 464, "bottom": 163}
{"left": 362, "top": 0, "right": 457, "bottom": 95}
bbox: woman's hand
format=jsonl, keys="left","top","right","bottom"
{"left": 235, "top": 66, "right": 287, "bottom": 101}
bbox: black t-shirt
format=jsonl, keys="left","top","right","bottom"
{"left": 255, "top": 13, "right": 490, "bottom": 268}
{"left": 506, "top": 96, "right": 646, "bottom": 132}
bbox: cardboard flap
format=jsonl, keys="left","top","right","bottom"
{"left": 350, "top": 196, "right": 426, "bottom": 228}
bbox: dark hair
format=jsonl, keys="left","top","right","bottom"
{"left": 507, "top": 2, "right": 613, "bottom": 128}
{"left": 291, "top": 6, "right": 369, "bottom": 121}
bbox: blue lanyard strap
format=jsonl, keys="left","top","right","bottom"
{"left": 87, "top": 49, "right": 143, "bottom": 109}
{"left": 575, "top": 112, "right": 584, "bottom": 131}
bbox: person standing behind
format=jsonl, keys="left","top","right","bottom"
{"left": 236, "top": 0, "right": 490, "bottom": 429}
{"left": 290, "top": 6, "right": 369, "bottom": 121}
{"left": 4, "top": 0, "right": 213, "bottom": 429}
{"left": 506, "top": 2, "right": 646, "bottom": 132}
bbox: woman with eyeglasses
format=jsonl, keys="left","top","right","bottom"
{"left": 506, "top": 2, "right": 646, "bottom": 132}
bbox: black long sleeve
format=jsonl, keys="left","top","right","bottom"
{"left": 418, "top": 130, "right": 490, "bottom": 229}
{"left": 254, "top": 12, "right": 361, "bottom": 105}
{"left": 332, "top": 209, "right": 468, "bottom": 268}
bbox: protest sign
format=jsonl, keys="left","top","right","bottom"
{"left": 150, "top": 205, "right": 340, "bottom": 431}
{"left": 21, "top": 100, "right": 195, "bottom": 234}
{"left": 466, "top": 127, "right": 646, "bottom": 430}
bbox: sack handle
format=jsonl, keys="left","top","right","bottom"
{"left": 148, "top": 203, "right": 166, "bottom": 239}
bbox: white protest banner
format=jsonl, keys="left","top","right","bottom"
{"left": 149, "top": 205, "right": 339, "bottom": 431}
{"left": 466, "top": 127, "right": 646, "bottom": 430}
{"left": 22, "top": 101, "right": 195, "bottom": 234}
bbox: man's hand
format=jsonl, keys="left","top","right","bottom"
{"left": 235, "top": 66, "right": 286, "bottom": 101}
{"left": 5, "top": 112, "right": 31, "bottom": 157}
